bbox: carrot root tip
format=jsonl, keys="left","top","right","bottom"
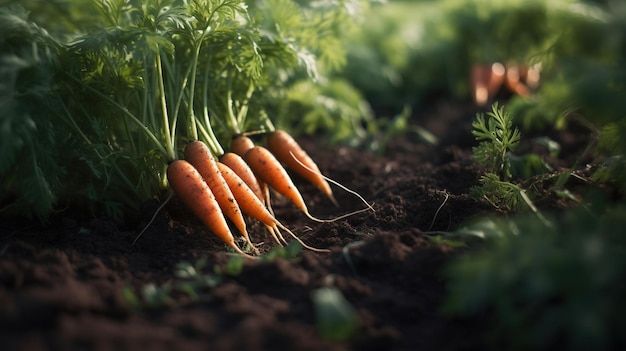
{"left": 287, "top": 151, "right": 374, "bottom": 212}
{"left": 132, "top": 192, "right": 174, "bottom": 246}
{"left": 230, "top": 243, "right": 257, "bottom": 259}
{"left": 277, "top": 223, "right": 330, "bottom": 253}
{"left": 265, "top": 225, "right": 285, "bottom": 247}
{"left": 303, "top": 205, "right": 374, "bottom": 224}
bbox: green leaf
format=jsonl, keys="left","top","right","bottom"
{"left": 472, "top": 103, "right": 521, "bottom": 182}
{"left": 453, "top": 217, "right": 509, "bottom": 240}
{"left": 121, "top": 285, "right": 140, "bottom": 308}
{"left": 214, "top": 255, "right": 244, "bottom": 276}
{"left": 312, "top": 286, "right": 359, "bottom": 341}
{"left": 142, "top": 283, "right": 173, "bottom": 308}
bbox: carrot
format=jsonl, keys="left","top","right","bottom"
{"left": 243, "top": 145, "right": 371, "bottom": 223}
{"left": 244, "top": 146, "right": 308, "bottom": 211}
{"left": 504, "top": 62, "right": 530, "bottom": 97}
{"left": 217, "top": 161, "right": 327, "bottom": 251}
{"left": 184, "top": 141, "right": 257, "bottom": 253}
{"left": 470, "top": 63, "right": 490, "bottom": 106}
{"left": 230, "top": 134, "right": 273, "bottom": 213}
{"left": 166, "top": 160, "right": 254, "bottom": 258}
{"left": 230, "top": 134, "right": 257, "bottom": 157}
{"left": 217, "top": 162, "right": 328, "bottom": 252}
{"left": 219, "top": 152, "right": 265, "bottom": 204}
{"left": 487, "top": 62, "right": 505, "bottom": 99}
{"left": 519, "top": 62, "right": 541, "bottom": 89}
{"left": 266, "top": 130, "right": 338, "bottom": 206}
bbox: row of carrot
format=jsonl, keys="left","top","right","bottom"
{"left": 471, "top": 62, "right": 541, "bottom": 106}
{"left": 166, "top": 130, "right": 356, "bottom": 258}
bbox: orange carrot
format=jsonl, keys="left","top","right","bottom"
{"left": 244, "top": 145, "right": 373, "bottom": 223}
{"left": 487, "top": 62, "right": 505, "bottom": 99}
{"left": 166, "top": 160, "right": 253, "bottom": 258}
{"left": 220, "top": 152, "right": 265, "bottom": 204}
{"left": 519, "top": 62, "right": 541, "bottom": 89}
{"left": 230, "top": 134, "right": 257, "bottom": 157}
{"left": 470, "top": 63, "right": 490, "bottom": 106}
{"left": 230, "top": 134, "right": 273, "bottom": 212}
{"left": 266, "top": 130, "right": 337, "bottom": 206}
{"left": 184, "top": 141, "right": 257, "bottom": 253}
{"left": 504, "top": 62, "right": 530, "bottom": 97}
{"left": 217, "top": 161, "right": 328, "bottom": 252}
{"left": 244, "top": 146, "right": 308, "bottom": 211}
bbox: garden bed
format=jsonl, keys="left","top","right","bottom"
{"left": 0, "top": 100, "right": 599, "bottom": 351}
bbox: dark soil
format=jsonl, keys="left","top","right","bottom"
{"left": 0, "top": 101, "right": 599, "bottom": 351}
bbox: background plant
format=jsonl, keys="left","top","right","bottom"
{"left": 341, "top": 0, "right": 626, "bottom": 134}
{"left": 471, "top": 103, "right": 520, "bottom": 182}
{"left": 444, "top": 205, "right": 626, "bottom": 351}
{"left": 0, "top": 6, "right": 73, "bottom": 219}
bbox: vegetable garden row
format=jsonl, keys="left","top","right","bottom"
{"left": 2, "top": 0, "right": 626, "bottom": 350}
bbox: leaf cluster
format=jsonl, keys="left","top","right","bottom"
{"left": 444, "top": 206, "right": 626, "bottom": 350}
{"left": 312, "top": 286, "right": 359, "bottom": 342}
{"left": 472, "top": 103, "right": 520, "bottom": 181}
{"left": 123, "top": 242, "right": 303, "bottom": 309}
{"left": 470, "top": 104, "right": 551, "bottom": 223}
{"left": 593, "top": 120, "right": 626, "bottom": 197}
{"left": 469, "top": 173, "right": 525, "bottom": 212}
{"left": 0, "top": 0, "right": 374, "bottom": 220}
{"left": 0, "top": 5, "right": 70, "bottom": 219}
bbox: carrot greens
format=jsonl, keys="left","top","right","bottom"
{"left": 0, "top": 0, "right": 372, "bottom": 220}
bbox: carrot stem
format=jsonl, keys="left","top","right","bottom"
{"left": 235, "top": 81, "right": 255, "bottom": 127}
{"left": 200, "top": 64, "right": 225, "bottom": 156}
{"left": 184, "top": 29, "right": 210, "bottom": 141}
{"left": 65, "top": 73, "right": 169, "bottom": 159}
{"left": 155, "top": 50, "right": 176, "bottom": 161}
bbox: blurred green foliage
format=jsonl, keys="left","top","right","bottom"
{"left": 444, "top": 205, "right": 626, "bottom": 350}
{"left": 342, "top": 0, "right": 626, "bottom": 124}
{"left": 341, "top": 0, "right": 626, "bottom": 193}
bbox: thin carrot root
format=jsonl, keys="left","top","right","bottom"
{"left": 243, "top": 236, "right": 261, "bottom": 254}
{"left": 303, "top": 206, "right": 374, "bottom": 223}
{"left": 265, "top": 224, "right": 286, "bottom": 247}
{"left": 285, "top": 150, "right": 374, "bottom": 223}
{"left": 132, "top": 192, "right": 173, "bottom": 246}
{"left": 263, "top": 185, "right": 275, "bottom": 217}
{"left": 230, "top": 243, "right": 257, "bottom": 259}
{"left": 275, "top": 222, "right": 330, "bottom": 253}
{"left": 288, "top": 151, "right": 374, "bottom": 212}
{"left": 271, "top": 224, "right": 288, "bottom": 245}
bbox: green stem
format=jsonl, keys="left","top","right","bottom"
{"left": 196, "top": 117, "right": 223, "bottom": 156}
{"left": 155, "top": 51, "right": 176, "bottom": 161}
{"left": 185, "top": 30, "right": 209, "bottom": 141}
{"left": 496, "top": 179, "right": 552, "bottom": 228}
{"left": 162, "top": 50, "right": 190, "bottom": 144}
{"left": 225, "top": 77, "right": 241, "bottom": 134}
{"left": 259, "top": 110, "right": 277, "bottom": 132}
{"left": 235, "top": 81, "right": 255, "bottom": 128}
{"left": 58, "top": 97, "right": 151, "bottom": 199}
{"left": 200, "top": 64, "right": 225, "bottom": 156}
{"left": 65, "top": 73, "right": 168, "bottom": 158}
